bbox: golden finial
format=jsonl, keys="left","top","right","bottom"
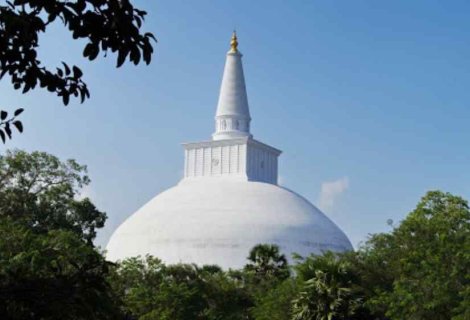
{"left": 230, "top": 30, "right": 238, "bottom": 53}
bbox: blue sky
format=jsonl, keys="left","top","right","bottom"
{"left": 2, "top": 1, "right": 470, "bottom": 249}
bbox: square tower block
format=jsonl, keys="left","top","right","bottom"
{"left": 182, "top": 137, "right": 281, "bottom": 185}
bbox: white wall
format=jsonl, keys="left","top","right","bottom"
{"left": 185, "top": 142, "right": 246, "bottom": 178}
{"left": 184, "top": 138, "right": 279, "bottom": 184}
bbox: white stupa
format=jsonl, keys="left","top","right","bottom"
{"left": 106, "top": 33, "right": 353, "bottom": 268}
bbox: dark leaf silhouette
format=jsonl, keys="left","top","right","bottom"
{"left": 4, "top": 123, "right": 12, "bottom": 139}
{"left": 0, "top": 108, "right": 24, "bottom": 143}
{"left": 117, "top": 49, "right": 129, "bottom": 68}
{"left": 63, "top": 93, "right": 70, "bottom": 106}
{"left": 62, "top": 62, "right": 71, "bottom": 76}
{"left": 14, "top": 108, "right": 24, "bottom": 116}
{"left": 73, "top": 66, "right": 83, "bottom": 78}
{"left": 0, "top": 0, "right": 156, "bottom": 142}
{"left": 13, "top": 121, "right": 23, "bottom": 133}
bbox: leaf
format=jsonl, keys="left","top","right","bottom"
{"left": 0, "top": 68, "right": 8, "bottom": 79}
{"left": 145, "top": 32, "right": 157, "bottom": 42}
{"left": 135, "top": 9, "right": 147, "bottom": 17}
{"left": 83, "top": 43, "right": 94, "bottom": 58}
{"left": 62, "top": 62, "right": 71, "bottom": 76}
{"left": 22, "top": 84, "right": 31, "bottom": 94}
{"left": 89, "top": 45, "right": 99, "bottom": 60}
{"left": 13, "top": 121, "right": 23, "bottom": 133}
{"left": 76, "top": 0, "right": 86, "bottom": 12}
{"left": 72, "top": 66, "right": 83, "bottom": 78}
{"left": 5, "top": 123, "right": 12, "bottom": 139}
{"left": 84, "top": 42, "right": 100, "bottom": 61}
{"left": 80, "top": 90, "right": 87, "bottom": 103}
{"left": 143, "top": 47, "right": 152, "bottom": 65}
{"left": 14, "top": 108, "right": 24, "bottom": 117}
{"left": 116, "top": 49, "right": 129, "bottom": 68}
{"left": 135, "top": 16, "right": 142, "bottom": 28}
{"left": 63, "top": 94, "right": 70, "bottom": 106}
{"left": 0, "top": 111, "right": 7, "bottom": 120}
{"left": 0, "top": 130, "right": 5, "bottom": 143}
{"left": 130, "top": 47, "right": 141, "bottom": 65}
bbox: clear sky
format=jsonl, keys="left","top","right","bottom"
{"left": 2, "top": 1, "right": 470, "bottom": 250}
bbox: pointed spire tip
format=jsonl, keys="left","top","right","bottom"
{"left": 230, "top": 31, "right": 238, "bottom": 53}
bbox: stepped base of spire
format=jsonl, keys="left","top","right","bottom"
{"left": 212, "top": 131, "right": 252, "bottom": 141}
{"left": 213, "top": 116, "right": 251, "bottom": 140}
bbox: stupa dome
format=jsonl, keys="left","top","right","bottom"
{"left": 106, "top": 179, "right": 352, "bottom": 269}
{"left": 106, "top": 32, "right": 353, "bottom": 268}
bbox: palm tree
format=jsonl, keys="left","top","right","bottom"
{"left": 292, "top": 252, "right": 364, "bottom": 320}
{"left": 244, "top": 244, "right": 290, "bottom": 281}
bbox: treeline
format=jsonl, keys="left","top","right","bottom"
{"left": 0, "top": 150, "right": 469, "bottom": 319}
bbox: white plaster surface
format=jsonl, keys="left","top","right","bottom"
{"left": 215, "top": 52, "right": 250, "bottom": 119}
{"left": 106, "top": 179, "right": 353, "bottom": 269}
{"left": 106, "top": 35, "right": 353, "bottom": 269}
{"left": 213, "top": 51, "right": 251, "bottom": 140}
{"left": 182, "top": 138, "right": 281, "bottom": 184}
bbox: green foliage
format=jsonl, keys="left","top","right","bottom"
{"left": 0, "top": 150, "right": 468, "bottom": 320}
{"left": 292, "top": 252, "right": 370, "bottom": 320}
{"left": 0, "top": 0, "right": 156, "bottom": 142}
{"left": 244, "top": 243, "right": 290, "bottom": 283}
{"left": 251, "top": 278, "right": 298, "bottom": 320}
{"left": 242, "top": 244, "right": 294, "bottom": 319}
{"left": 109, "top": 256, "right": 251, "bottom": 320}
{"left": 200, "top": 266, "right": 253, "bottom": 320}
{"left": 0, "top": 217, "right": 120, "bottom": 319}
{"left": 286, "top": 190, "right": 469, "bottom": 320}
{"left": 0, "top": 149, "right": 106, "bottom": 244}
{"left": 358, "top": 190, "right": 470, "bottom": 320}
{"left": 454, "top": 282, "right": 470, "bottom": 320}
{"left": 300, "top": 190, "right": 470, "bottom": 320}
{"left": 0, "top": 149, "right": 116, "bottom": 319}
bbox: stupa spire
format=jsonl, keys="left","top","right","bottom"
{"left": 230, "top": 30, "right": 238, "bottom": 53}
{"left": 212, "top": 32, "right": 252, "bottom": 141}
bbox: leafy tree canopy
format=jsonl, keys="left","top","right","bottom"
{"left": 250, "top": 278, "right": 298, "bottom": 320}
{"left": 244, "top": 243, "right": 290, "bottom": 283}
{"left": 0, "top": 149, "right": 106, "bottom": 244}
{"left": 292, "top": 252, "right": 372, "bottom": 320}
{"left": 0, "top": 217, "right": 120, "bottom": 319}
{"left": 357, "top": 190, "right": 470, "bottom": 320}
{"left": 109, "top": 255, "right": 252, "bottom": 320}
{"left": 1, "top": 148, "right": 468, "bottom": 320}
